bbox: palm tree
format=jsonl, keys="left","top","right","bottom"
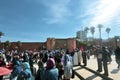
{"left": 90, "top": 26, "right": 95, "bottom": 39}
{"left": 0, "top": 32, "right": 4, "bottom": 42}
{"left": 84, "top": 27, "right": 89, "bottom": 41}
{"left": 106, "top": 28, "right": 111, "bottom": 39}
{"left": 97, "top": 24, "right": 103, "bottom": 46}
{"left": 97, "top": 24, "right": 103, "bottom": 39}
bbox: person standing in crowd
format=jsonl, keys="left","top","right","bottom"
{"left": 17, "top": 62, "right": 32, "bottom": 80}
{"left": 35, "top": 57, "right": 45, "bottom": 80}
{"left": 102, "top": 46, "right": 109, "bottom": 76}
{"left": 29, "top": 53, "right": 36, "bottom": 76}
{"left": 96, "top": 46, "right": 102, "bottom": 72}
{"left": 73, "top": 49, "right": 78, "bottom": 66}
{"left": 55, "top": 51, "right": 64, "bottom": 80}
{"left": 107, "top": 47, "right": 112, "bottom": 64}
{"left": 6, "top": 51, "right": 12, "bottom": 64}
{"left": 10, "top": 61, "right": 22, "bottom": 80}
{"left": 78, "top": 48, "right": 83, "bottom": 65}
{"left": 44, "top": 58, "right": 59, "bottom": 80}
{"left": 115, "top": 46, "right": 120, "bottom": 69}
{"left": 63, "top": 49, "right": 73, "bottom": 80}
{"left": 0, "top": 54, "right": 6, "bottom": 66}
{"left": 82, "top": 47, "right": 87, "bottom": 66}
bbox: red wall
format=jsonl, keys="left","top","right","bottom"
{"left": 0, "top": 38, "right": 76, "bottom": 51}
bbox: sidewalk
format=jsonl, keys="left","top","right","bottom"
{"left": 73, "top": 55, "right": 120, "bottom": 80}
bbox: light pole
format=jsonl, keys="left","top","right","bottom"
{"left": 116, "top": 38, "right": 119, "bottom": 48}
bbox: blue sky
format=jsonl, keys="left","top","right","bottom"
{"left": 0, "top": 0, "right": 120, "bottom": 42}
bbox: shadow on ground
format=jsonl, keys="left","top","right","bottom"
{"left": 110, "top": 68, "right": 119, "bottom": 74}
{"left": 86, "top": 74, "right": 98, "bottom": 80}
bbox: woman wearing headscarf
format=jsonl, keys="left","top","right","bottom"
{"left": 17, "top": 62, "right": 32, "bottom": 80}
{"left": 44, "top": 58, "right": 59, "bottom": 80}
{"left": 62, "top": 49, "right": 73, "bottom": 80}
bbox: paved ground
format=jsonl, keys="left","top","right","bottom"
{"left": 73, "top": 55, "right": 120, "bottom": 80}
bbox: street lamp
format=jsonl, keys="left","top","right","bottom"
{"left": 114, "top": 36, "right": 119, "bottom": 49}
{"left": 116, "top": 39, "right": 119, "bottom": 47}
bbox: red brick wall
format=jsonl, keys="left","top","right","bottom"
{"left": 46, "top": 38, "right": 55, "bottom": 50}
{"left": 0, "top": 38, "right": 76, "bottom": 51}
{"left": 0, "top": 42, "right": 46, "bottom": 51}
{"left": 55, "top": 39, "right": 67, "bottom": 49}
{"left": 47, "top": 38, "right": 76, "bottom": 50}
{"left": 67, "top": 38, "right": 76, "bottom": 50}
{"left": 20, "top": 42, "right": 46, "bottom": 50}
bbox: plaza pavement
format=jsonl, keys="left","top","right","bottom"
{"left": 73, "top": 55, "right": 120, "bottom": 80}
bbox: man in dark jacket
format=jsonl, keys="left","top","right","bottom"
{"left": 102, "top": 46, "right": 109, "bottom": 76}
{"left": 96, "top": 46, "right": 102, "bottom": 72}
{"left": 115, "top": 46, "right": 120, "bottom": 69}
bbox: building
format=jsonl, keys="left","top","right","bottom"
{"left": 42, "top": 38, "right": 76, "bottom": 50}
{"left": 88, "top": 37, "right": 93, "bottom": 42}
{"left": 0, "top": 38, "right": 76, "bottom": 51}
{"left": 76, "top": 30, "right": 87, "bottom": 41}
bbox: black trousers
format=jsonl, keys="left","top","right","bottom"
{"left": 103, "top": 60, "right": 108, "bottom": 75}
{"left": 97, "top": 58, "right": 102, "bottom": 71}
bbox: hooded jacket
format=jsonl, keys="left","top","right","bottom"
{"left": 17, "top": 62, "right": 32, "bottom": 80}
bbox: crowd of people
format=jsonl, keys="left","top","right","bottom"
{"left": 0, "top": 45, "right": 120, "bottom": 80}
{"left": 0, "top": 48, "right": 75, "bottom": 80}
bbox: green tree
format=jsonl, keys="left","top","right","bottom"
{"left": 17, "top": 41, "right": 22, "bottom": 52}
{"left": 84, "top": 27, "right": 89, "bottom": 34}
{"left": 106, "top": 28, "right": 111, "bottom": 39}
{"left": 0, "top": 32, "right": 4, "bottom": 42}
{"left": 97, "top": 24, "right": 103, "bottom": 39}
{"left": 4, "top": 40, "right": 11, "bottom": 51}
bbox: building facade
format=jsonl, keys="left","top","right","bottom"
{"left": 47, "top": 38, "right": 76, "bottom": 50}
{"left": 76, "top": 30, "right": 87, "bottom": 41}
{"left": 0, "top": 38, "right": 76, "bottom": 51}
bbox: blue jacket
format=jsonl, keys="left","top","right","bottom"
{"left": 10, "top": 61, "right": 22, "bottom": 80}
{"left": 17, "top": 62, "right": 32, "bottom": 80}
{"left": 44, "top": 67, "right": 59, "bottom": 80}
{"left": 63, "top": 54, "right": 73, "bottom": 66}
